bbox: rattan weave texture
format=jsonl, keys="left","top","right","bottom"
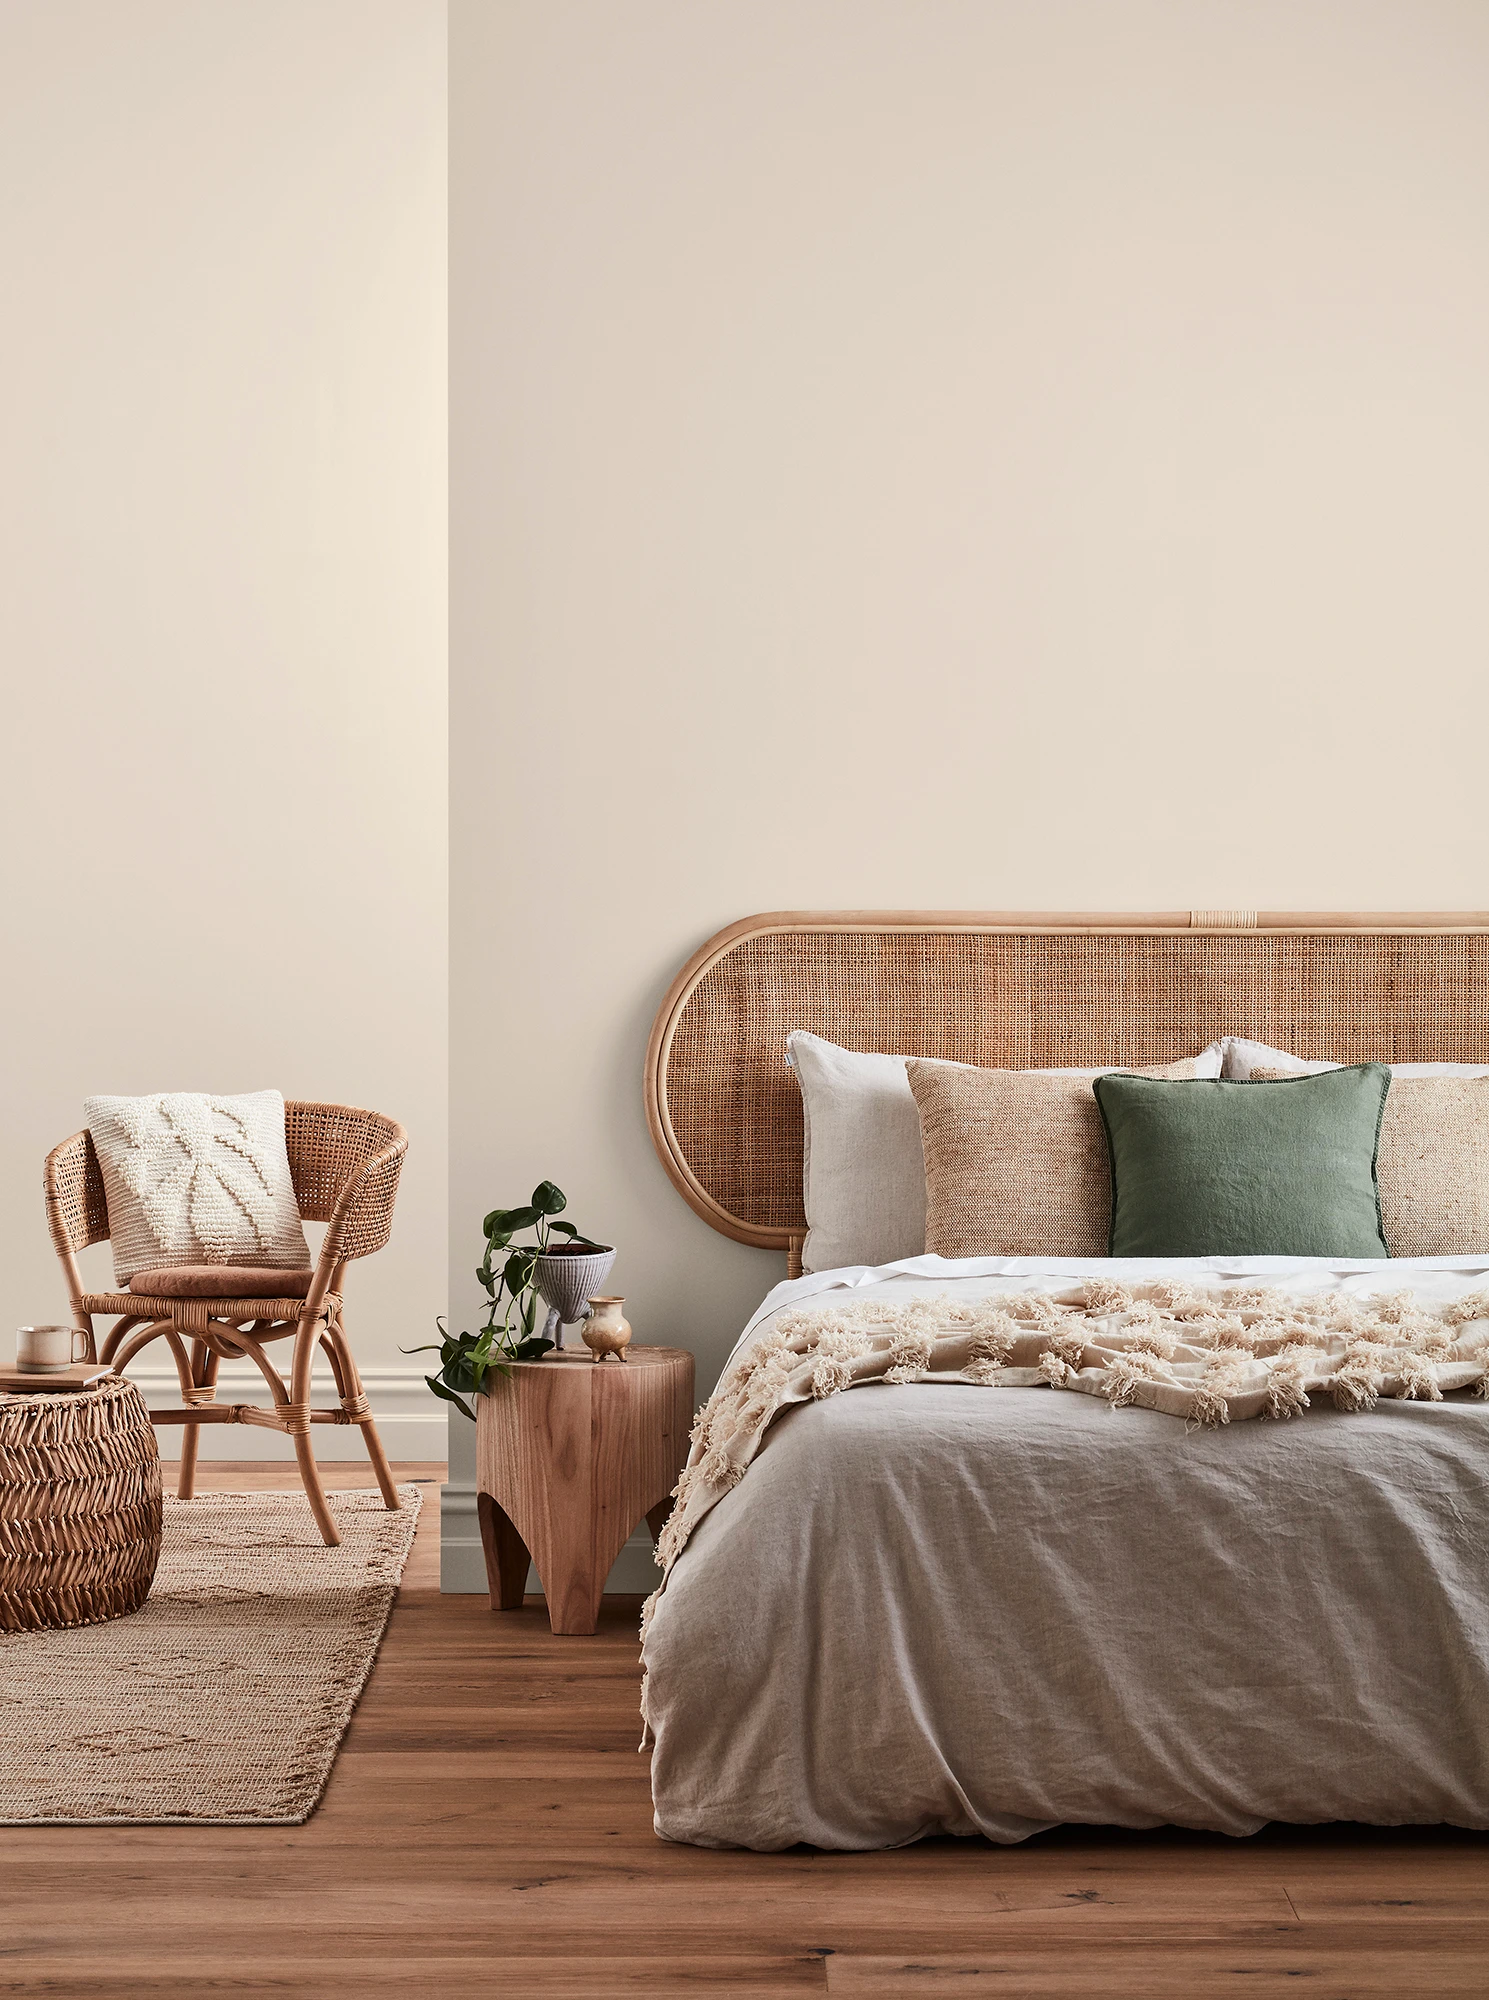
{"left": 286, "top": 1102, "right": 404, "bottom": 1258}
{"left": 43, "top": 1129, "right": 110, "bottom": 1257}
{"left": 649, "top": 916, "right": 1489, "bottom": 1251}
{"left": 0, "top": 1377, "right": 162, "bottom": 1632}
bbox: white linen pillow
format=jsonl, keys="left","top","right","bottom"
{"left": 84, "top": 1089, "right": 311, "bottom": 1286}
{"left": 1221, "top": 1036, "right": 1489, "bottom": 1080}
{"left": 786, "top": 1031, "right": 1224, "bottom": 1274}
{"left": 1221, "top": 1038, "right": 1337, "bottom": 1080}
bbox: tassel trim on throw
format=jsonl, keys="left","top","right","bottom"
{"left": 636, "top": 1279, "right": 1489, "bottom": 1646}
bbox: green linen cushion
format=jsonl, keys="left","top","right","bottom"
{"left": 1091, "top": 1066, "right": 1391, "bottom": 1259}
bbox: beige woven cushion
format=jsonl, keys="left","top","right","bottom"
{"left": 84, "top": 1090, "right": 311, "bottom": 1286}
{"left": 127, "top": 1265, "right": 315, "bottom": 1300}
{"left": 907, "top": 1058, "right": 1201, "bottom": 1258}
{"left": 1252, "top": 1070, "right": 1489, "bottom": 1257}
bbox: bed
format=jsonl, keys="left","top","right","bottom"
{"left": 639, "top": 910, "right": 1489, "bottom": 1850}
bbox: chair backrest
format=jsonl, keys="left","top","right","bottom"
{"left": 286, "top": 1102, "right": 408, "bottom": 1261}
{"left": 44, "top": 1130, "right": 110, "bottom": 1258}
{"left": 45, "top": 1102, "right": 408, "bottom": 1263}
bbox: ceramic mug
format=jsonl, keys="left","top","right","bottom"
{"left": 16, "top": 1325, "right": 90, "bottom": 1372}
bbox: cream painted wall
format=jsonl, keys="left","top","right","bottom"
{"left": 449, "top": 0, "right": 1489, "bottom": 1584}
{"left": 0, "top": 1, "right": 448, "bottom": 1459}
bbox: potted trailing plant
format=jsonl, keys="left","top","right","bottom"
{"left": 410, "top": 1182, "right": 612, "bottom": 1418}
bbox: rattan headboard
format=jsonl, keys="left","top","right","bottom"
{"left": 644, "top": 909, "right": 1489, "bottom": 1264}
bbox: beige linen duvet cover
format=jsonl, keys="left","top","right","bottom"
{"left": 642, "top": 1255, "right": 1489, "bottom": 1851}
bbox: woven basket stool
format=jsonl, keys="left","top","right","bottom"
{"left": 0, "top": 1376, "right": 162, "bottom": 1633}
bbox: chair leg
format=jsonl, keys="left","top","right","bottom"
{"left": 359, "top": 1415, "right": 401, "bottom": 1512}
{"left": 176, "top": 1340, "right": 218, "bottom": 1501}
{"left": 290, "top": 1313, "right": 340, "bottom": 1547}
{"left": 177, "top": 1421, "right": 201, "bottom": 1501}
{"left": 293, "top": 1427, "right": 341, "bottom": 1547}
{"left": 326, "top": 1316, "right": 400, "bottom": 1512}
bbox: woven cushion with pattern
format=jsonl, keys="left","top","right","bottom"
{"left": 84, "top": 1090, "right": 311, "bottom": 1286}
{"left": 906, "top": 1058, "right": 1202, "bottom": 1259}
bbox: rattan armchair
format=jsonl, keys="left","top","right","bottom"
{"left": 43, "top": 1103, "right": 408, "bottom": 1547}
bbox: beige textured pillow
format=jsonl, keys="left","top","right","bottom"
{"left": 1253, "top": 1070, "right": 1489, "bottom": 1257}
{"left": 906, "top": 1058, "right": 1200, "bottom": 1258}
{"left": 84, "top": 1089, "right": 311, "bottom": 1286}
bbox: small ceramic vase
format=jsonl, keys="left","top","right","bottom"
{"left": 582, "top": 1297, "right": 632, "bottom": 1363}
{"left": 533, "top": 1246, "right": 616, "bottom": 1351}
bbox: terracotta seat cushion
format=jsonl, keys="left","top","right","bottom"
{"left": 127, "top": 1265, "right": 316, "bottom": 1299}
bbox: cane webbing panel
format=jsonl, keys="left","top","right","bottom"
{"left": 648, "top": 917, "right": 1489, "bottom": 1249}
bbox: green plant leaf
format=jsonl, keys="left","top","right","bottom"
{"left": 425, "top": 1374, "right": 475, "bottom": 1420}
{"left": 546, "top": 1220, "right": 578, "bottom": 1238}
{"left": 531, "top": 1181, "right": 567, "bottom": 1215}
{"left": 404, "top": 1314, "right": 457, "bottom": 1359}
{"left": 510, "top": 1335, "right": 555, "bottom": 1360}
{"left": 485, "top": 1206, "right": 538, "bottom": 1236}
{"left": 504, "top": 1248, "right": 537, "bottom": 1289}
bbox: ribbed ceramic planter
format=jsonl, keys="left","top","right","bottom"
{"left": 533, "top": 1246, "right": 616, "bottom": 1350}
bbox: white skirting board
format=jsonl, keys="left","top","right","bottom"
{"left": 129, "top": 1362, "right": 447, "bottom": 1462}
{"left": 437, "top": 1481, "right": 662, "bottom": 1596}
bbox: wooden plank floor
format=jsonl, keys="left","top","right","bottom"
{"left": 3, "top": 1463, "right": 1487, "bottom": 1998}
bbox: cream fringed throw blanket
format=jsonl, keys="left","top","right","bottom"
{"left": 641, "top": 1278, "right": 1489, "bottom": 1635}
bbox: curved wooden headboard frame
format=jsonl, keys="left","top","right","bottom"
{"left": 645, "top": 910, "right": 1489, "bottom": 1276}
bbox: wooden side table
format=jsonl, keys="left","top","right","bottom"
{"left": 475, "top": 1345, "right": 694, "bottom": 1636}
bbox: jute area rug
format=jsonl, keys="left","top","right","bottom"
{"left": 0, "top": 1483, "right": 421, "bottom": 1826}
